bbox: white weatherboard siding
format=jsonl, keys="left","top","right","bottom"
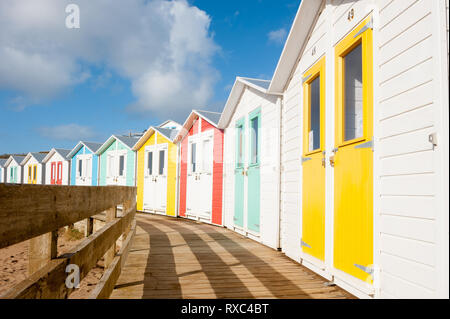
{"left": 223, "top": 86, "right": 280, "bottom": 249}
{"left": 279, "top": 0, "right": 449, "bottom": 298}
{"left": 44, "top": 153, "right": 70, "bottom": 185}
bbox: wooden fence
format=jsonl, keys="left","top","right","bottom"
{"left": 0, "top": 184, "right": 137, "bottom": 299}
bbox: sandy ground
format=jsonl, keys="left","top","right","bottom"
{"left": 0, "top": 228, "right": 106, "bottom": 299}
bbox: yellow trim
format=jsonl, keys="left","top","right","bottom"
{"left": 303, "top": 56, "right": 326, "bottom": 156}
{"left": 136, "top": 131, "right": 178, "bottom": 217}
{"left": 335, "top": 15, "right": 373, "bottom": 147}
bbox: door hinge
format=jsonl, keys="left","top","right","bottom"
{"left": 354, "top": 264, "right": 374, "bottom": 276}
{"left": 301, "top": 240, "right": 312, "bottom": 249}
{"left": 354, "top": 17, "right": 373, "bottom": 39}
{"left": 355, "top": 140, "right": 374, "bottom": 151}
{"left": 302, "top": 157, "right": 312, "bottom": 164}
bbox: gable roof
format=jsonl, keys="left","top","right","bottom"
{"left": 21, "top": 152, "right": 48, "bottom": 165}
{"left": 158, "top": 120, "right": 182, "bottom": 130}
{"left": 42, "top": 148, "right": 71, "bottom": 163}
{"left": 5, "top": 155, "right": 26, "bottom": 167}
{"left": 218, "top": 77, "right": 281, "bottom": 129}
{"left": 67, "top": 141, "right": 103, "bottom": 159}
{"left": 96, "top": 135, "right": 140, "bottom": 154}
{"left": 132, "top": 126, "right": 179, "bottom": 151}
{"left": 0, "top": 159, "right": 7, "bottom": 168}
{"left": 174, "top": 109, "right": 222, "bottom": 143}
{"left": 268, "top": 0, "right": 323, "bottom": 93}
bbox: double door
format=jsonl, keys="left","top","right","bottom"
{"left": 10, "top": 167, "right": 17, "bottom": 183}
{"left": 106, "top": 150, "right": 127, "bottom": 186}
{"left": 186, "top": 131, "right": 213, "bottom": 221}
{"left": 234, "top": 109, "right": 261, "bottom": 234}
{"left": 76, "top": 155, "right": 93, "bottom": 186}
{"left": 51, "top": 162, "right": 63, "bottom": 185}
{"left": 27, "top": 165, "right": 37, "bottom": 184}
{"left": 301, "top": 17, "right": 374, "bottom": 283}
{"left": 143, "top": 144, "right": 168, "bottom": 213}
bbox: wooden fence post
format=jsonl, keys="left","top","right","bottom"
{"left": 85, "top": 217, "right": 94, "bottom": 237}
{"left": 28, "top": 230, "right": 58, "bottom": 275}
{"left": 104, "top": 206, "right": 117, "bottom": 268}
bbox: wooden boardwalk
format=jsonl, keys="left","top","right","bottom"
{"left": 110, "top": 214, "right": 353, "bottom": 299}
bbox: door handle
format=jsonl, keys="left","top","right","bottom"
{"left": 329, "top": 156, "right": 335, "bottom": 168}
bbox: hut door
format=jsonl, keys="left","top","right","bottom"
{"left": 333, "top": 17, "right": 373, "bottom": 283}
{"left": 116, "top": 151, "right": 127, "bottom": 186}
{"left": 56, "top": 162, "right": 63, "bottom": 185}
{"left": 143, "top": 146, "right": 156, "bottom": 211}
{"left": 234, "top": 118, "right": 245, "bottom": 228}
{"left": 154, "top": 144, "right": 168, "bottom": 214}
{"left": 186, "top": 137, "right": 199, "bottom": 218}
{"left": 107, "top": 153, "right": 115, "bottom": 185}
{"left": 28, "top": 165, "right": 33, "bottom": 184}
{"left": 198, "top": 131, "right": 213, "bottom": 219}
{"left": 247, "top": 109, "right": 261, "bottom": 233}
{"left": 301, "top": 58, "right": 326, "bottom": 262}
{"left": 85, "top": 156, "right": 93, "bottom": 185}
{"left": 51, "top": 162, "right": 56, "bottom": 184}
{"left": 32, "top": 165, "right": 37, "bottom": 184}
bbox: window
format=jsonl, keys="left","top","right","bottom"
{"left": 250, "top": 116, "right": 259, "bottom": 165}
{"left": 343, "top": 43, "right": 363, "bottom": 141}
{"left": 191, "top": 143, "right": 197, "bottom": 173}
{"left": 237, "top": 124, "right": 244, "bottom": 167}
{"left": 159, "top": 150, "right": 165, "bottom": 175}
{"left": 147, "top": 152, "right": 153, "bottom": 175}
{"left": 28, "top": 166, "right": 32, "bottom": 180}
{"left": 309, "top": 76, "right": 321, "bottom": 151}
{"left": 119, "top": 155, "right": 125, "bottom": 176}
{"left": 78, "top": 159, "right": 83, "bottom": 177}
{"left": 202, "top": 139, "right": 211, "bottom": 172}
{"left": 52, "top": 163, "right": 56, "bottom": 181}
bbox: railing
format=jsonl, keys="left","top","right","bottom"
{"left": 0, "top": 184, "right": 137, "bottom": 299}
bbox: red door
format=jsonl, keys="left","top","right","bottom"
{"left": 50, "top": 162, "right": 56, "bottom": 185}
{"left": 57, "top": 162, "right": 63, "bottom": 185}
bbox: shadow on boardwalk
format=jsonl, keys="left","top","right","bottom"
{"left": 110, "top": 214, "right": 353, "bottom": 299}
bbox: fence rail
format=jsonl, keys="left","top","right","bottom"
{"left": 0, "top": 184, "right": 137, "bottom": 299}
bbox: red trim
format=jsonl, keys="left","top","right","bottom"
{"left": 50, "top": 162, "right": 56, "bottom": 185}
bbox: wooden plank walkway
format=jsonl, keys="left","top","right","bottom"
{"left": 110, "top": 214, "right": 353, "bottom": 299}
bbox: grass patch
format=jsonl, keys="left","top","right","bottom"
{"left": 63, "top": 227, "right": 85, "bottom": 241}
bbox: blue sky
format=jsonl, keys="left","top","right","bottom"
{"left": 0, "top": 0, "right": 300, "bottom": 154}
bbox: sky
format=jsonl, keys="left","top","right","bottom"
{"left": 0, "top": 0, "right": 300, "bottom": 154}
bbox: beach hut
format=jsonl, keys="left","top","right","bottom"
{"left": 0, "top": 159, "right": 6, "bottom": 183}
{"left": 96, "top": 135, "right": 140, "bottom": 186}
{"left": 133, "top": 121, "right": 181, "bottom": 217}
{"left": 267, "top": 0, "right": 449, "bottom": 298}
{"left": 67, "top": 141, "right": 102, "bottom": 186}
{"left": 4, "top": 155, "right": 25, "bottom": 184}
{"left": 42, "top": 148, "right": 71, "bottom": 185}
{"left": 21, "top": 152, "right": 47, "bottom": 185}
{"left": 218, "top": 77, "right": 282, "bottom": 249}
{"left": 175, "top": 110, "right": 224, "bottom": 226}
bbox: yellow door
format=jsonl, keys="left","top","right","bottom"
{"left": 301, "top": 57, "right": 326, "bottom": 261}
{"left": 333, "top": 16, "right": 373, "bottom": 283}
{"left": 27, "top": 165, "right": 32, "bottom": 184}
{"left": 32, "top": 165, "right": 37, "bottom": 184}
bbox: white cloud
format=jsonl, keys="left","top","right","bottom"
{"left": 37, "top": 124, "right": 96, "bottom": 141}
{"left": 0, "top": 0, "right": 219, "bottom": 117}
{"left": 268, "top": 28, "right": 287, "bottom": 45}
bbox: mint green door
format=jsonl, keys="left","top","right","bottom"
{"left": 234, "top": 118, "right": 245, "bottom": 228}
{"left": 247, "top": 109, "right": 261, "bottom": 233}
